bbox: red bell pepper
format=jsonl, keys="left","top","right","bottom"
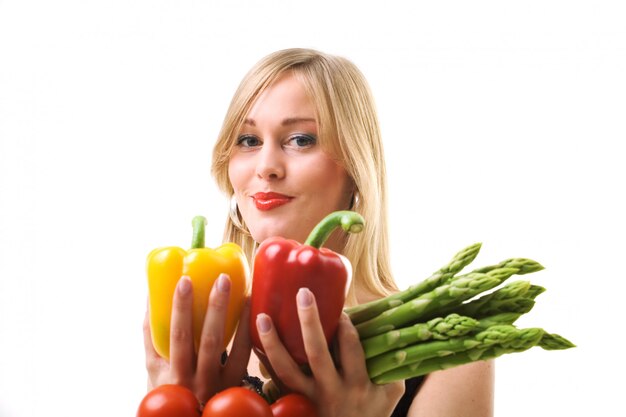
{"left": 250, "top": 210, "right": 365, "bottom": 365}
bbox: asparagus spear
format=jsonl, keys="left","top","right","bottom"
{"left": 356, "top": 265, "right": 530, "bottom": 339}
{"left": 538, "top": 332, "right": 576, "bottom": 350}
{"left": 367, "top": 325, "right": 528, "bottom": 378}
{"left": 476, "top": 312, "right": 523, "bottom": 329}
{"left": 372, "top": 327, "right": 575, "bottom": 384}
{"left": 473, "top": 258, "right": 545, "bottom": 275}
{"left": 361, "top": 314, "right": 480, "bottom": 359}
{"left": 371, "top": 327, "right": 549, "bottom": 383}
{"left": 346, "top": 243, "right": 483, "bottom": 324}
{"left": 362, "top": 312, "right": 523, "bottom": 360}
{"left": 439, "top": 281, "right": 546, "bottom": 319}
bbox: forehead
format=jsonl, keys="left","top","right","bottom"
{"left": 245, "top": 72, "right": 317, "bottom": 121}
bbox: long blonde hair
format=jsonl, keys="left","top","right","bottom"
{"left": 211, "top": 48, "right": 397, "bottom": 304}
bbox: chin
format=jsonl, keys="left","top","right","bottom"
{"left": 249, "top": 224, "right": 285, "bottom": 244}
{"left": 249, "top": 220, "right": 305, "bottom": 244}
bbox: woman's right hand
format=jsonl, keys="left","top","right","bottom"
{"left": 143, "top": 274, "right": 252, "bottom": 403}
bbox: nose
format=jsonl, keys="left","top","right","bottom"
{"left": 255, "top": 143, "right": 285, "bottom": 180}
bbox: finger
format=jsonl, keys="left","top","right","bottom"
{"left": 169, "top": 276, "right": 195, "bottom": 380}
{"left": 196, "top": 274, "right": 231, "bottom": 376}
{"left": 256, "top": 313, "right": 312, "bottom": 395}
{"left": 336, "top": 312, "right": 370, "bottom": 384}
{"left": 223, "top": 297, "right": 252, "bottom": 383}
{"left": 296, "top": 288, "right": 338, "bottom": 386}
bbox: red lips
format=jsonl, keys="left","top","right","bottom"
{"left": 252, "top": 192, "right": 293, "bottom": 211}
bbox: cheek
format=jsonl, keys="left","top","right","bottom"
{"left": 227, "top": 158, "right": 248, "bottom": 193}
{"left": 303, "top": 159, "right": 352, "bottom": 203}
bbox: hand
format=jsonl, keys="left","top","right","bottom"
{"left": 256, "top": 288, "right": 405, "bottom": 417}
{"left": 143, "top": 274, "right": 252, "bottom": 403}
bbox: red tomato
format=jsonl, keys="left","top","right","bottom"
{"left": 202, "top": 387, "right": 272, "bottom": 417}
{"left": 137, "top": 384, "right": 200, "bottom": 417}
{"left": 271, "top": 393, "right": 318, "bottom": 417}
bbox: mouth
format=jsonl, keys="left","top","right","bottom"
{"left": 252, "top": 192, "right": 294, "bottom": 211}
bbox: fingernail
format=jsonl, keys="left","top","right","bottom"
{"left": 297, "top": 288, "right": 313, "bottom": 308}
{"left": 217, "top": 273, "right": 231, "bottom": 293}
{"left": 178, "top": 276, "right": 192, "bottom": 295}
{"left": 257, "top": 313, "right": 272, "bottom": 334}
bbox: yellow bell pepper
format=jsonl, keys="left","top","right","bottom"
{"left": 147, "top": 216, "right": 250, "bottom": 359}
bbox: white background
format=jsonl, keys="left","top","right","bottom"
{"left": 1, "top": 1, "right": 624, "bottom": 416}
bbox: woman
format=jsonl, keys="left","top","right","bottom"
{"left": 144, "top": 48, "right": 494, "bottom": 417}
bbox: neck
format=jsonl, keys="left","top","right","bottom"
{"left": 320, "top": 227, "right": 348, "bottom": 253}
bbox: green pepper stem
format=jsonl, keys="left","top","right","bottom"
{"left": 191, "top": 216, "right": 207, "bottom": 249}
{"left": 304, "top": 211, "right": 365, "bottom": 249}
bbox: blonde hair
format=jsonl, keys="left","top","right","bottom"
{"left": 211, "top": 48, "right": 397, "bottom": 304}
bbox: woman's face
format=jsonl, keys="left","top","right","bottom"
{"left": 228, "top": 72, "right": 353, "bottom": 249}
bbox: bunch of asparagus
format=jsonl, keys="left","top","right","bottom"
{"left": 345, "top": 243, "right": 575, "bottom": 384}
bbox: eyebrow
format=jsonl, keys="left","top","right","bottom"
{"left": 243, "top": 117, "right": 317, "bottom": 127}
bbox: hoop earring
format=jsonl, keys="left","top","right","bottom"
{"left": 350, "top": 191, "right": 360, "bottom": 210}
{"left": 229, "top": 195, "right": 245, "bottom": 230}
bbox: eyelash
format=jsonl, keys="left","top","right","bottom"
{"left": 289, "top": 134, "right": 317, "bottom": 148}
{"left": 236, "top": 134, "right": 317, "bottom": 149}
{"left": 236, "top": 135, "right": 261, "bottom": 147}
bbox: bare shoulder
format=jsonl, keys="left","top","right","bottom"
{"left": 407, "top": 361, "right": 495, "bottom": 417}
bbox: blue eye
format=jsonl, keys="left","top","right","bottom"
{"left": 236, "top": 135, "right": 261, "bottom": 147}
{"left": 289, "top": 134, "right": 317, "bottom": 148}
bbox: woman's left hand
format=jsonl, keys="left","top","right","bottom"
{"left": 256, "top": 288, "right": 405, "bottom": 417}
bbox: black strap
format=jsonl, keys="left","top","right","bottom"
{"left": 389, "top": 376, "right": 425, "bottom": 417}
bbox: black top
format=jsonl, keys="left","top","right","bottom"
{"left": 390, "top": 376, "right": 425, "bottom": 417}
